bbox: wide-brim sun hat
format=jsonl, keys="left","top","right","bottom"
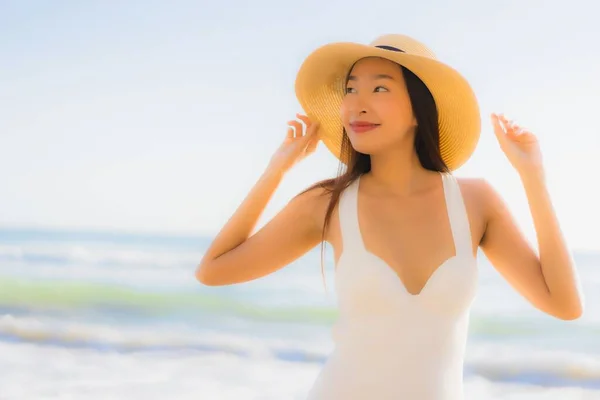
{"left": 294, "top": 34, "right": 481, "bottom": 171}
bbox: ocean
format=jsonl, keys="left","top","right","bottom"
{"left": 0, "top": 227, "right": 598, "bottom": 399}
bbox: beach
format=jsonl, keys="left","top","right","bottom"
{"left": 0, "top": 227, "right": 598, "bottom": 399}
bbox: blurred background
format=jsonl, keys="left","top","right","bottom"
{"left": 1, "top": 0, "right": 599, "bottom": 399}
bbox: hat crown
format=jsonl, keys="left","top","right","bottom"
{"left": 370, "top": 34, "right": 437, "bottom": 60}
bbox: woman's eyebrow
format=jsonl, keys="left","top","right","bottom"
{"left": 347, "top": 74, "right": 395, "bottom": 81}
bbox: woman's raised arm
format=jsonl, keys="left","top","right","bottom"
{"left": 196, "top": 115, "right": 325, "bottom": 286}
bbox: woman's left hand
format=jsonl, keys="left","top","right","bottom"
{"left": 491, "top": 113, "right": 544, "bottom": 178}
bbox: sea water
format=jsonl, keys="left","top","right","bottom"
{"left": 0, "top": 227, "right": 598, "bottom": 399}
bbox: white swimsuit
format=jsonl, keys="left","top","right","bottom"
{"left": 306, "top": 172, "right": 478, "bottom": 400}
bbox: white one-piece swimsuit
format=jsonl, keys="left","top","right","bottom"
{"left": 306, "top": 172, "right": 478, "bottom": 400}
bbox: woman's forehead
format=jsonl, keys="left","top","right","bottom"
{"left": 349, "top": 57, "right": 402, "bottom": 76}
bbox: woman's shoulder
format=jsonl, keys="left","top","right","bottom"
{"left": 455, "top": 175, "right": 500, "bottom": 199}
{"left": 290, "top": 178, "right": 337, "bottom": 228}
{"left": 454, "top": 175, "right": 504, "bottom": 219}
{"left": 455, "top": 175, "right": 488, "bottom": 192}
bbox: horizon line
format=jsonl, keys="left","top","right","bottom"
{"left": 1, "top": 223, "right": 598, "bottom": 255}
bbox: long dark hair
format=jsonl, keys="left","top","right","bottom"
{"left": 300, "top": 63, "right": 449, "bottom": 287}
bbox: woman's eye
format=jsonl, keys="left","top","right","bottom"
{"left": 345, "top": 86, "right": 387, "bottom": 94}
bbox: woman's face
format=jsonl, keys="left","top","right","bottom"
{"left": 340, "top": 57, "right": 417, "bottom": 156}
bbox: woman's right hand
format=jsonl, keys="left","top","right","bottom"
{"left": 266, "top": 114, "right": 320, "bottom": 176}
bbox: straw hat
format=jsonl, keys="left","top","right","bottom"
{"left": 294, "top": 34, "right": 481, "bottom": 170}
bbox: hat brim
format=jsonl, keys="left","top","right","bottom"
{"left": 294, "top": 42, "right": 481, "bottom": 170}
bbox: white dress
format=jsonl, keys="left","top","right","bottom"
{"left": 306, "top": 173, "right": 478, "bottom": 400}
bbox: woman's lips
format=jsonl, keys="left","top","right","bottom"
{"left": 349, "top": 122, "right": 380, "bottom": 134}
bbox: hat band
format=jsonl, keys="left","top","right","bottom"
{"left": 375, "top": 45, "right": 405, "bottom": 53}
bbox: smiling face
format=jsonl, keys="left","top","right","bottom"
{"left": 340, "top": 57, "right": 418, "bottom": 156}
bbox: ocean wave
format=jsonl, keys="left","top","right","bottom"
{"left": 466, "top": 344, "right": 600, "bottom": 389}
{"left": 1, "top": 278, "right": 598, "bottom": 338}
{"left": 0, "top": 278, "right": 336, "bottom": 323}
{"left": 0, "top": 314, "right": 327, "bottom": 362}
{"left": 1, "top": 315, "right": 599, "bottom": 389}
{"left": 0, "top": 243, "right": 200, "bottom": 269}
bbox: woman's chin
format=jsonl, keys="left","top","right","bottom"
{"left": 349, "top": 140, "right": 383, "bottom": 157}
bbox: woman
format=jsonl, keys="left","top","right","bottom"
{"left": 196, "top": 34, "right": 583, "bottom": 399}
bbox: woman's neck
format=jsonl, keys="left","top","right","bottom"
{"left": 365, "top": 146, "right": 437, "bottom": 196}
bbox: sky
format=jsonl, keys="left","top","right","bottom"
{"left": 1, "top": 0, "right": 599, "bottom": 251}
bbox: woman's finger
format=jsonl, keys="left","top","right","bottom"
{"left": 305, "top": 120, "right": 319, "bottom": 137}
{"left": 491, "top": 113, "right": 507, "bottom": 144}
{"left": 287, "top": 120, "right": 304, "bottom": 138}
{"left": 296, "top": 114, "right": 312, "bottom": 128}
{"left": 499, "top": 115, "right": 520, "bottom": 139}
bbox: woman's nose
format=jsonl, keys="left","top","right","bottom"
{"left": 349, "top": 96, "right": 369, "bottom": 115}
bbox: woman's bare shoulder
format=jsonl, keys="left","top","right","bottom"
{"left": 292, "top": 179, "right": 336, "bottom": 229}
{"left": 454, "top": 176, "right": 497, "bottom": 243}
{"left": 455, "top": 176, "right": 501, "bottom": 209}
{"left": 455, "top": 176, "right": 493, "bottom": 197}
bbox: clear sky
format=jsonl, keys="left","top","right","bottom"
{"left": 1, "top": 0, "right": 599, "bottom": 251}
